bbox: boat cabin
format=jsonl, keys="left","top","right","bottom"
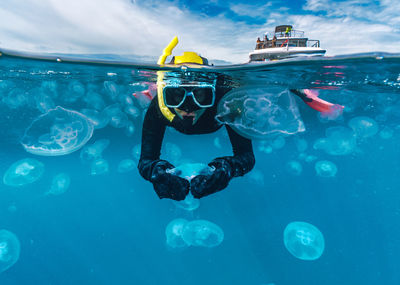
{"left": 255, "top": 25, "right": 320, "bottom": 50}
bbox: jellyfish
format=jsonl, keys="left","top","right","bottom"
{"left": 168, "top": 163, "right": 213, "bottom": 211}
{"left": 315, "top": 160, "right": 337, "bottom": 178}
{"left": 64, "top": 80, "right": 85, "bottom": 103}
{"left": 172, "top": 194, "right": 200, "bottom": 211}
{"left": 80, "top": 109, "right": 109, "bottom": 130}
{"left": 247, "top": 169, "right": 265, "bottom": 186}
{"left": 103, "top": 104, "right": 129, "bottom": 128}
{"left": 90, "top": 159, "right": 109, "bottom": 176}
{"left": 83, "top": 91, "right": 105, "bottom": 111}
{"left": 283, "top": 221, "right": 325, "bottom": 261}
{"left": 0, "top": 230, "right": 21, "bottom": 274}
{"left": 167, "top": 163, "right": 214, "bottom": 181}
{"left": 131, "top": 144, "right": 141, "bottom": 162}
{"left": 80, "top": 139, "right": 110, "bottom": 163}
{"left": 216, "top": 86, "right": 305, "bottom": 140}
{"left": 21, "top": 106, "right": 94, "bottom": 156}
{"left": 3, "top": 158, "right": 44, "bottom": 187}
{"left": 348, "top": 116, "right": 379, "bottom": 138}
{"left": 313, "top": 126, "right": 356, "bottom": 156}
{"left": 379, "top": 126, "right": 393, "bottom": 139}
{"left": 165, "top": 218, "right": 189, "bottom": 249}
{"left": 164, "top": 143, "right": 182, "bottom": 165}
{"left": 117, "top": 159, "right": 136, "bottom": 173}
{"left": 46, "top": 173, "right": 71, "bottom": 195}
{"left": 103, "top": 81, "right": 119, "bottom": 101}
{"left": 181, "top": 220, "right": 224, "bottom": 248}
{"left": 124, "top": 121, "right": 135, "bottom": 137}
{"left": 286, "top": 160, "right": 302, "bottom": 176}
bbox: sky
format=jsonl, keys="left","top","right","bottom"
{"left": 0, "top": 0, "right": 399, "bottom": 63}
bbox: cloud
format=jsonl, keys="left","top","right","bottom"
{"left": 0, "top": 0, "right": 398, "bottom": 64}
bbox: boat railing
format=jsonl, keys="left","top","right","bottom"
{"left": 267, "top": 29, "right": 305, "bottom": 39}
{"left": 256, "top": 38, "right": 321, "bottom": 49}
{"left": 307, "top": 40, "right": 320, "bottom": 48}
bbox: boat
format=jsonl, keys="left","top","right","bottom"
{"left": 249, "top": 25, "right": 326, "bottom": 61}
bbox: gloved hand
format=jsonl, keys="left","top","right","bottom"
{"left": 190, "top": 158, "right": 233, "bottom": 199}
{"left": 150, "top": 160, "right": 190, "bottom": 201}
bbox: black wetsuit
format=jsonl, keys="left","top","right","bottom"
{"left": 138, "top": 86, "right": 255, "bottom": 183}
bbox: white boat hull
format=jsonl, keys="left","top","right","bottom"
{"left": 249, "top": 47, "right": 326, "bottom": 61}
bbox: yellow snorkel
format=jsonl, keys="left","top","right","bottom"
{"left": 157, "top": 36, "right": 179, "bottom": 65}
{"left": 157, "top": 36, "right": 179, "bottom": 122}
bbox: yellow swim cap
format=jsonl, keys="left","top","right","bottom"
{"left": 173, "top": 51, "right": 204, "bottom": 65}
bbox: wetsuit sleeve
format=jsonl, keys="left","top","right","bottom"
{"left": 218, "top": 125, "right": 255, "bottom": 177}
{"left": 138, "top": 99, "right": 168, "bottom": 181}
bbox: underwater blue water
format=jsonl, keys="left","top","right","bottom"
{"left": 0, "top": 52, "right": 400, "bottom": 284}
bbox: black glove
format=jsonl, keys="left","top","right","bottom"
{"left": 190, "top": 158, "right": 233, "bottom": 199}
{"left": 150, "top": 160, "right": 190, "bottom": 201}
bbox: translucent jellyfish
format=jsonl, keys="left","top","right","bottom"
{"left": 247, "top": 169, "right": 265, "bottom": 186}
{"left": 80, "top": 139, "right": 110, "bottom": 163}
{"left": 181, "top": 220, "right": 224, "bottom": 247}
{"left": 21, "top": 106, "right": 94, "bottom": 156}
{"left": 80, "top": 109, "right": 109, "bottom": 130}
{"left": 168, "top": 163, "right": 214, "bottom": 181}
{"left": 313, "top": 126, "right": 356, "bottom": 156}
{"left": 271, "top": 136, "right": 285, "bottom": 150}
{"left": 124, "top": 105, "right": 140, "bottom": 118}
{"left": 46, "top": 173, "right": 70, "bottom": 195}
{"left": 2, "top": 88, "right": 28, "bottom": 109}
{"left": 173, "top": 194, "right": 200, "bottom": 211}
{"left": 315, "top": 160, "right": 337, "bottom": 178}
{"left": 90, "top": 158, "right": 109, "bottom": 175}
{"left": 83, "top": 91, "right": 105, "bottom": 111}
{"left": 3, "top": 158, "right": 45, "bottom": 187}
{"left": 216, "top": 86, "right": 305, "bottom": 139}
{"left": 284, "top": 221, "right": 325, "bottom": 261}
{"left": 117, "top": 159, "right": 136, "bottom": 173}
{"left": 103, "top": 81, "right": 119, "bottom": 101}
{"left": 103, "top": 104, "right": 129, "bottom": 128}
{"left": 286, "top": 160, "right": 302, "bottom": 176}
{"left": 131, "top": 144, "right": 141, "bottom": 162}
{"left": 257, "top": 141, "right": 273, "bottom": 154}
{"left": 64, "top": 80, "right": 85, "bottom": 103}
{"left": 348, "top": 116, "right": 379, "bottom": 138}
{"left": 165, "top": 218, "right": 189, "bottom": 249}
{"left": 124, "top": 121, "right": 135, "bottom": 137}
{"left": 0, "top": 230, "right": 21, "bottom": 273}
{"left": 35, "top": 92, "right": 55, "bottom": 113}
{"left": 379, "top": 126, "right": 393, "bottom": 139}
{"left": 169, "top": 163, "right": 214, "bottom": 211}
{"left": 295, "top": 138, "right": 308, "bottom": 152}
{"left": 164, "top": 143, "right": 182, "bottom": 165}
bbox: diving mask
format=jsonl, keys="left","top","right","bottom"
{"left": 163, "top": 83, "right": 215, "bottom": 109}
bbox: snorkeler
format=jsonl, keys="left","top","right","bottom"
{"left": 138, "top": 37, "right": 342, "bottom": 201}
{"left": 138, "top": 37, "right": 255, "bottom": 201}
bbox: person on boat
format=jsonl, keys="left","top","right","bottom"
{"left": 263, "top": 35, "right": 269, "bottom": 48}
{"left": 138, "top": 37, "right": 255, "bottom": 201}
{"left": 285, "top": 26, "right": 292, "bottom": 37}
{"left": 256, "top": 37, "right": 262, "bottom": 49}
{"left": 272, "top": 35, "right": 277, "bottom": 47}
{"left": 138, "top": 37, "right": 343, "bottom": 201}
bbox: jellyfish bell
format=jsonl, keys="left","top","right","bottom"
{"left": 181, "top": 219, "right": 224, "bottom": 248}
{"left": 216, "top": 86, "right": 305, "bottom": 140}
{"left": 21, "top": 106, "right": 94, "bottom": 156}
{"left": 283, "top": 221, "right": 325, "bottom": 261}
{"left": 165, "top": 218, "right": 189, "bottom": 249}
{"left": 0, "top": 230, "right": 21, "bottom": 274}
{"left": 3, "top": 158, "right": 44, "bottom": 187}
